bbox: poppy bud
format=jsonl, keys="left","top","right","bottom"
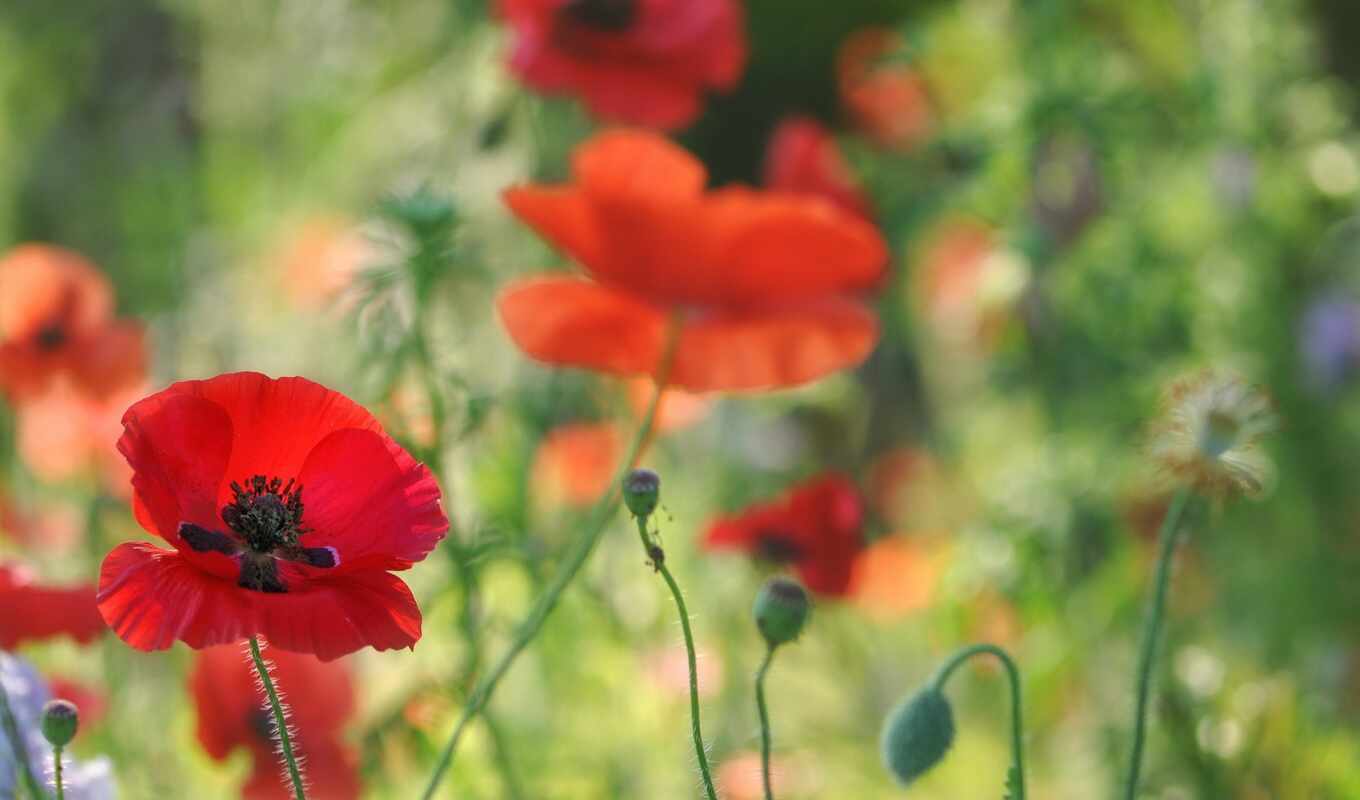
{"left": 41, "top": 699, "right": 79, "bottom": 748}
{"left": 623, "top": 468, "right": 661, "bottom": 519}
{"left": 880, "top": 687, "right": 955, "bottom": 786}
{"left": 752, "top": 577, "right": 811, "bottom": 647}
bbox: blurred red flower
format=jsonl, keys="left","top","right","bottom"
{"left": 703, "top": 473, "right": 865, "bottom": 596}
{"left": 499, "top": 0, "right": 746, "bottom": 129}
{"left": 763, "top": 117, "right": 874, "bottom": 221}
{"left": 837, "top": 28, "right": 932, "bottom": 150}
{"left": 97, "top": 372, "right": 448, "bottom": 661}
{"left": 192, "top": 643, "right": 360, "bottom": 800}
{"left": 499, "top": 131, "right": 889, "bottom": 392}
{"left": 532, "top": 421, "right": 622, "bottom": 507}
{"left": 16, "top": 378, "right": 144, "bottom": 498}
{"left": 848, "top": 536, "right": 941, "bottom": 621}
{"left": 0, "top": 244, "right": 146, "bottom": 403}
{"left": 0, "top": 563, "right": 106, "bottom": 649}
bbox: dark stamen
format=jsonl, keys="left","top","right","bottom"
{"left": 561, "top": 0, "right": 636, "bottom": 31}
{"left": 238, "top": 554, "right": 287, "bottom": 594}
{"left": 34, "top": 322, "right": 67, "bottom": 351}
{"left": 178, "top": 522, "right": 240, "bottom": 556}
{"left": 755, "top": 533, "right": 803, "bottom": 564}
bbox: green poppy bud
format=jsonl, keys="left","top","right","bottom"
{"left": 880, "top": 687, "right": 955, "bottom": 786}
{"left": 753, "top": 577, "right": 811, "bottom": 647}
{"left": 623, "top": 468, "right": 661, "bottom": 519}
{"left": 41, "top": 699, "right": 79, "bottom": 748}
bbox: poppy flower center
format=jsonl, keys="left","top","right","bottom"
{"left": 178, "top": 474, "right": 340, "bottom": 594}
{"left": 560, "top": 0, "right": 636, "bottom": 31}
{"left": 755, "top": 532, "right": 803, "bottom": 564}
{"left": 34, "top": 321, "right": 67, "bottom": 351}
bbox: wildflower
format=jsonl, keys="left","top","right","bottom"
{"left": 837, "top": 28, "right": 932, "bottom": 150}
{"left": 191, "top": 643, "right": 360, "bottom": 800}
{"left": 1299, "top": 295, "right": 1360, "bottom": 390}
{"left": 624, "top": 378, "right": 710, "bottom": 432}
{"left": 703, "top": 473, "right": 865, "bottom": 596}
{"left": 532, "top": 422, "right": 623, "bottom": 507}
{"left": 763, "top": 117, "right": 874, "bottom": 221}
{"left": 276, "top": 217, "right": 376, "bottom": 311}
{"left": 848, "top": 536, "right": 941, "bottom": 621}
{"left": 916, "top": 218, "right": 1026, "bottom": 348}
{"left": 499, "top": 131, "right": 889, "bottom": 392}
{"left": 0, "top": 652, "right": 115, "bottom": 800}
{"left": 0, "top": 564, "right": 105, "bottom": 650}
{"left": 1149, "top": 371, "right": 1276, "bottom": 498}
{"left": 97, "top": 372, "right": 449, "bottom": 660}
{"left": 16, "top": 378, "right": 143, "bottom": 497}
{"left": 0, "top": 244, "right": 146, "bottom": 403}
{"left": 498, "top": 0, "right": 746, "bottom": 129}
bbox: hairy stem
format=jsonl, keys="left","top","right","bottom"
{"left": 633, "top": 516, "right": 719, "bottom": 800}
{"left": 755, "top": 646, "right": 776, "bottom": 800}
{"left": 420, "top": 320, "right": 680, "bottom": 799}
{"left": 51, "top": 746, "right": 63, "bottom": 800}
{"left": 248, "top": 637, "right": 307, "bottom": 800}
{"left": 933, "top": 643, "right": 1027, "bottom": 800}
{"left": 1123, "top": 488, "right": 1193, "bottom": 800}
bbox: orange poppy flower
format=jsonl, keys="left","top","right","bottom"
{"left": 498, "top": 130, "right": 889, "bottom": 392}
{"left": 16, "top": 378, "right": 144, "bottom": 497}
{"left": 0, "top": 244, "right": 146, "bottom": 402}
{"left": 848, "top": 535, "right": 942, "bottom": 621}
{"left": 532, "top": 422, "right": 622, "bottom": 507}
{"left": 624, "top": 377, "right": 710, "bottom": 432}
{"left": 837, "top": 28, "right": 932, "bottom": 150}
{"left": 276, "top": 217, "right": 375, "bottom": 311}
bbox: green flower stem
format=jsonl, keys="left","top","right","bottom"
{"left": 248, "top": 637, "right": 307, "bottom": 800}
{"left": 420, "top": 319, "right": 681, "bottom": 800}
{"left": 632, "top": 515, "right": 719, "bottom": 800}
{"left": 51, "top": 746, "right": 63, "bottom": 800}
{"left": 1123, "top": 487, "right": 1194, "bottom": 800}
{"left": 0, "top": 675, "right": 45, "bottom": 800}
{"left": 755, "top": 645, "right": 777, "bottom": 800}
{"left": 932, "top": 643, "right": 1027, "bottom": 800}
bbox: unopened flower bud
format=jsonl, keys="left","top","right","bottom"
{"left": 753, "top": 577, "right": 811, "bottom": 647}
{"left": 880, "top": 687, "right": 955, "bottom": 786}
{"left": 623, "top": 468, "right": 660, "bottom": 519}
{"left": 41, "top": 699, "right": 79, "bottom": 748}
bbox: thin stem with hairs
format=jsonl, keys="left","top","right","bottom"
{"left": 631, "top": 512, "right": 719, "bottom": 800}
{"left": 248, "top": 637, "right": 307, "bottom": 800}
{"left": 932, "top": 643, "right": 1027, "bottom": 800}
{"left": 755, "top": 645, "right": 776, "bottom": 800}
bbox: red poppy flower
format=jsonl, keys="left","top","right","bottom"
{"left": 97, "top": 372, "right": 448, "bottom": 661}
{"left": 763, "top": 117, "right": 874, "bottom": 221}
{"left": 0, "top": 563, "right": 106, "bottom": 649}
{"left": 837, "top": 28, "right": 932, "bottom": 150}
{"left": 191, "top": 643, "right": 360, "bottom": 800}
{"left": 498, "top": 131, "right": 889, "bottom": 392}
{"left": 0, "top": 244, "right": 146, "bottom": 403}
{"left": 702, "top": 473, "right": 865, "bottom": 596}
{"left": 499, "top": 0, "right": 746, "bottom": 129}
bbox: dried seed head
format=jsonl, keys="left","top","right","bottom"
{"left": 1148, "top": 371, "right": 1276, "bottom": 498}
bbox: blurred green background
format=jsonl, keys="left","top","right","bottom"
{"left": 5, "top": 0, "right": 1360, "bottom": 797}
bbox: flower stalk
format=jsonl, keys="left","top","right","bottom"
{"left": 627, "top": 472, "right": 719, "bottom": 800}
{"left": 420, "top": 318, "right": 680, "bottom": 799}
{"left": 754, "top": 646, "right": 776, "bottom": 800}
{"left": 247, "top": 637, "right": 307, "bottom": 800}
{"left": 1123, "top": 487, "right": 1193, "bottom": 799}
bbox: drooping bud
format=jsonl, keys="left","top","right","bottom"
{"left": 880, "top": 687, "right": 955, "bottom": 786}
{"left": 752, "top": 577, "right": 811, "bottom": 647}
{"left": 41, "top": 699, "right": 79, "bottom": 748}
{"left": 623, "top": 468, "right": 661, "bottom": 519}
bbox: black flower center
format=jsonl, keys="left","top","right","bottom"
{"left": 755, "top": 532, "right": 803, "bottom": 564}
{"left": 561, "top": 0, "right": 636, "bottom": 31}
{"left": 178, "top": 474, "right": 340, "bottom": 594}
{"left": 34, "top": 321, "right": 67, "bottom": 351}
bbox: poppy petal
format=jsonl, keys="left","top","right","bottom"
{"left": 119, "top": 392, "right": 234, "bottom": 543}
{"left": 297, "top": 428, "right": 447, "bottom": 572}
{"left": 0, "top": 565, "right": 105, "bottom": 649}
{"left": 153, "top": 372, "right": 384, "bottom": 493}
{"left": 98, "top": 542, "right": 422, "bottom": 660}
{"left": 497, "top": 276, "right": 667, "bottom": 377}
{"left": 671, "top": 299, "right": 880, "bottom": 391}
{"left": 503, "top": 187, "right": 603, "bottom": 271}
{"left": 702, "top": 187, "right": 887, "bottom": 302}
{"left": 244, "top": 737, "right": 361, "bottom": 800}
